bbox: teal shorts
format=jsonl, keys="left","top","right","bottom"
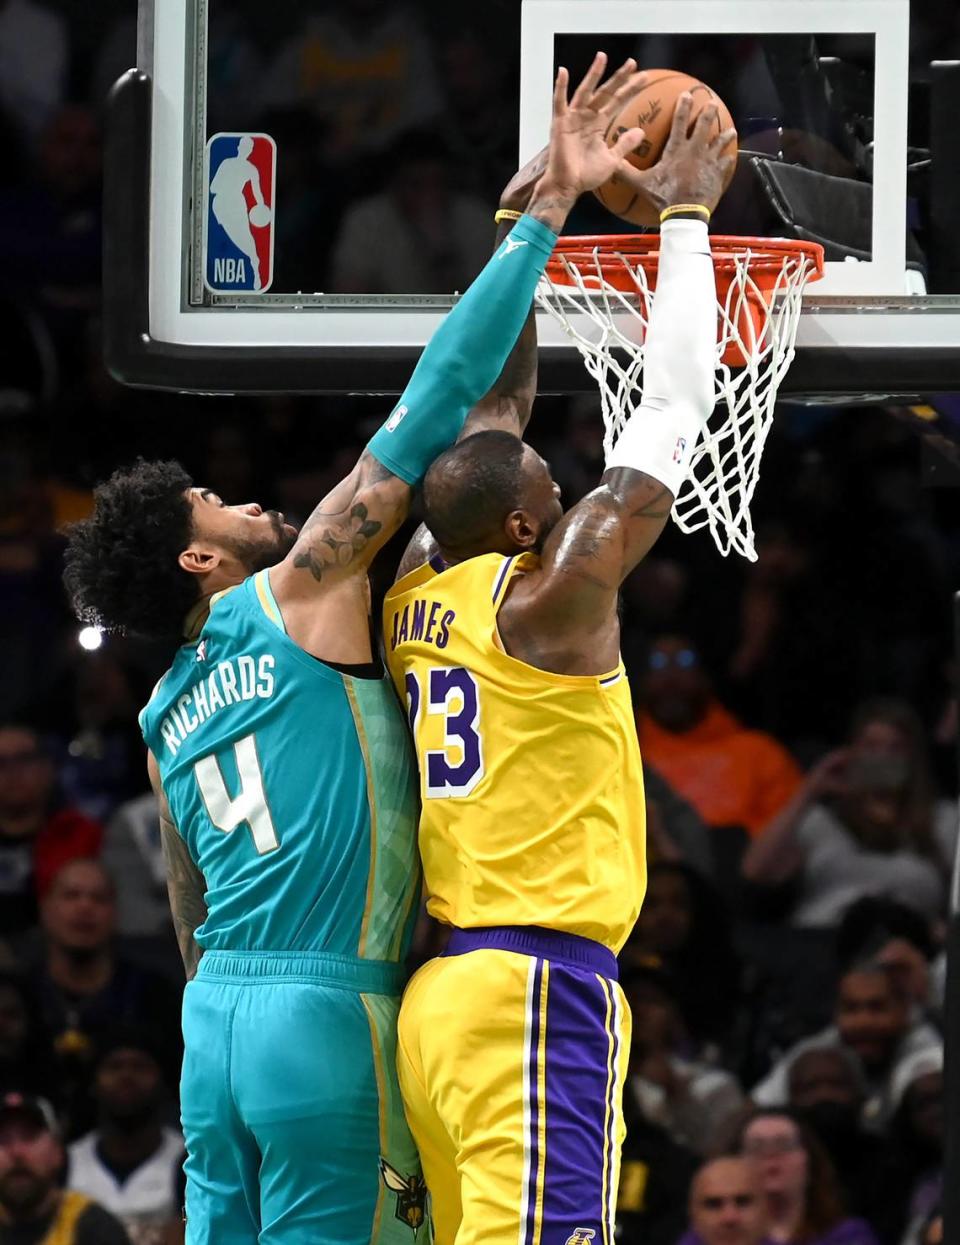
{"left": 180, "top": 950, "right": 424, "bottom": 1245}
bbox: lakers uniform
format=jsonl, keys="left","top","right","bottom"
{"left": 140, "top": 571, "right": 424, "bottom": 1245}
{"left": 383, "top": 552, "right": 646, "bottom": 1245}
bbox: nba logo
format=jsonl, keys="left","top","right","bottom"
{"left": 204, "top": 133, "right": 276, "bottom": 294}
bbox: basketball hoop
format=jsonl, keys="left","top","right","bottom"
{"left": 537, "top": 235, "right": 825, "bottom": 560}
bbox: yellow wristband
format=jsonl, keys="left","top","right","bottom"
{"left": 659, "top": 203, "right": 711, "bottom": 223}
{"left": 495, "top": 208, "right": 524, "bottom": 223}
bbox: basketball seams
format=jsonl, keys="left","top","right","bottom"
{"left": 593, "top": 69, "right": 735, "bottom": 226}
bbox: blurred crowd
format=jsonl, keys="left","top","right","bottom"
{"left": 2, "top": 2, "right": 960, "bottom": 1244}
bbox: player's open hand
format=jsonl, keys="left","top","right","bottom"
{"left": 617, "top": 92, "right": 737, "bottom": 215}
{"left": 540, "top": 53, "right": 649, "bottom": 201}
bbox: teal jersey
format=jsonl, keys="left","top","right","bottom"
{"left": 139, "top": 571, "right": 420, "bottom": 962}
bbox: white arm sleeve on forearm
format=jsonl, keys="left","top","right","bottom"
{"left": 605, "top": 218, "right": 716, "bottom": 495}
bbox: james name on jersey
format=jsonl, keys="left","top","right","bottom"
{"left": 158, "top": 653, "right": 275, "bottom": 756}
{"left": 389, "top": 599, "right": 456, "bottom": 653}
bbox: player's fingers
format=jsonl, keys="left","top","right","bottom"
{"left": 690, "top": 103, "right": 720, "bottom": 146}
{"left": 610, "top": 125, "right": 646, "bottom": 161}
{"left": 553, "top": 65, "right": 570, "bottom": 116}
{"left": 569, "top": 50, "right": 607, "bottom": 108}
{"left": 601, "top": 69, "right": 649, "bottom": 120}
{"left": 592, "top": 58, "right": 640, "bottom": 111}
{"left": 709, "top": 125, "right": 739, "bottom": 154}
{"left": 664, "top": 92, "right": 695, "bottom": 149}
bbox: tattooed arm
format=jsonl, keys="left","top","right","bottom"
{"left": 271, "top": 57, "right": 649, "bottom": 657}
{"left": 148, "top": 751, "right": 207, "bottom": 981}
{"left": 501, "top": 467, "right": 675, "bottom": 676}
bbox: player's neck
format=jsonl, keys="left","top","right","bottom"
{"left": 182, "top": 579, "right": 239, "bottom": 639}
{"left": 183, "top": 596, "right": 213, "bottom": 640}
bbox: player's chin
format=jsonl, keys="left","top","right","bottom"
{"left": 277, "top": 526, "right": 298, "bottom": 558}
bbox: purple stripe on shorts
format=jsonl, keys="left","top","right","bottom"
{"left": 444, "top": 926, "right": 618, "bottom": 980}
{"left": 539, "top": 966, "right": 619, "bottom": 1245}
{"left": 524, "top": 958, "right": 545, "bottom": 1245}
{"left": 491, "top": 555, "right": 516, "bottom": 602}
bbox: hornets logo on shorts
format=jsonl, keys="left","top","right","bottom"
{"left": 380, "top": 1159, "right": 427, "bottom": 1234}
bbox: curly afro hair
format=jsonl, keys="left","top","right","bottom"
{"left": 63, "top": 459, "right": 198, "bottom": 641}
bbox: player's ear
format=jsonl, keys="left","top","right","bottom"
{"left": 178, "top": 544, "right": 222, "bottom": 577}
{"left": 504, "top": 509, "right": 538, "bottom": 550}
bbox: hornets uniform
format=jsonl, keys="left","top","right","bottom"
{"left": 383, "top": 552, "right": 646, "bottom": 1245}
{"left": 140, "top": 570, "right": 424, "bottom": 1245}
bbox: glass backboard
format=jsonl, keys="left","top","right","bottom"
{"left": 104, "top": 0, "right": 960, "bottom": 397}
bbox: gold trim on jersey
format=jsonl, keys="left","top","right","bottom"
{"left": 254, "top": 570, "right": 286, "bottom": 633}
{"left": 345, "top": 679, "right": 379, "bottom": 959}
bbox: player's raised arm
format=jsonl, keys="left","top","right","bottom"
{"left": 272, "top": 54, "right": 648, "bottom": 604}
{"left": 522, "top": 98, "right": 737, "bottom": 634}
{"left": 395, "top": 147, "right": 549, "bottom": 580}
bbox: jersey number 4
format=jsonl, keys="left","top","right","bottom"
{"left": 405, "top": 667, "right": 484, "bottom": 799}
{"left": 193, "top": 735, "right": 280, "bottom": 855}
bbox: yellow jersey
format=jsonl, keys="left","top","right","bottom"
{"left": 383, "top": 551, "right": 646, "bottom": 953}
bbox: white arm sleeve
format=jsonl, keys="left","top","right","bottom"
{"left": 605, "top": 218, "right": 716, "bottom": 495}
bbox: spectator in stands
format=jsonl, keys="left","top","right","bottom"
{"left": 0, "top": 973, "right": 56, "bottom": 1100}
{"left": 260, "top": 0, "right": 443, "bottom": 171}
{"left": 623, "top": 960, "right": 744, "bottom": 1155}
{"left": 620, "top": 862, "right": 742, "bottom": 1052}
{"left": 735, "top": 1109, "right": 880, "bottom": 1245}
{"left": 724, "top": 520, "right": 855, "bottom": 750}
{"left": 48, "top": 651, "right": 146, "bottom": 826}
{"left": 0, "top": 103, "right": 102, "bottom": 375}
{"left": 786, "top": 1048, "right": 902, "bottom": 1242}
{"left": 837, "top": 897, "right": 939, "bottom": 1016}
{"left": 0, "top": 437, "right": 77, "bottom": 717}
{"left": 0, "top": 724, "right": 101, "bottom": 945}
{"left": 329, "top": 131, "right": 490, "bottom": 294}
{"left": 434, "top": 31, "right": 518, "bottom": 200}
{"left": 100, "top": 793, "right": 173, "bottom": 947}
{"left": 0, "top": 1090, "right": 130, "bottom": 1244}
{"left": 919, "top": 1210, "right": 942, "bottom": 1245}
{"left": 616, "top": 1091, "right": 698, "bottom": 1245}
{"left": 643, "top": 769, "right": 714, "bottom": 879}
{"left": 752, "top": 962, "right": 941, "bottom": 1132}
{"left": 635, "top": 634, "right": 802, "bottom": 840}
{"left": 677, "top": 1156, "right": 771, "bottom": 1245}
{"left": 24, "top": 860, "right": 181, "bottom": 1136}
{"left": 68, "top": 1030, "right": 184, "bottom": 1245}
{"left": 883, "top": 1049, "right": 943, "bottom": 1245}
{"left": 0, "top": 0, "right": 67, "bottom": 143}
{"left": 742, "top": 700, "right": 953, "bottom": 927}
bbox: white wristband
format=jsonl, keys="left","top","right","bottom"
{"left": 605, "top": 219, "right": 716, "bottom": 496}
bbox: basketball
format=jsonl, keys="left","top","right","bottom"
{"left": 594, "top": 70, "right": 738, "bottom": 226}
{"left": 249, "top": 204, "right": 273, "bottom": 228}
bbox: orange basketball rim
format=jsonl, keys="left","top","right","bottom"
{"left": 545, "top": 235, "right": 824, "bottom": 368}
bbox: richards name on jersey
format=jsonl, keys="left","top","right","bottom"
{"left": 159, "top": 654, "right": 276, "bottom": 756}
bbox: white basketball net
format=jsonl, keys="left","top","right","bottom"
{"left": 535, "top": 240, "right": 822, "bottom": 560}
